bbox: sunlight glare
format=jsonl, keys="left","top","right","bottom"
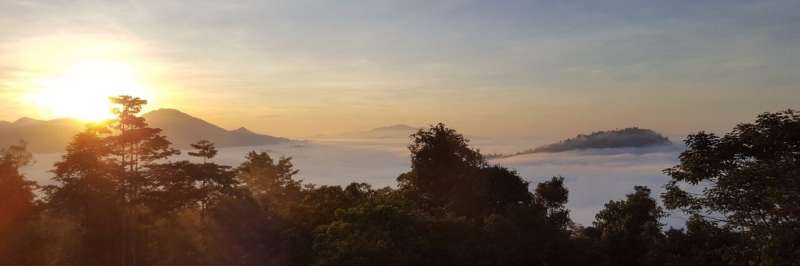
{"left": 28, "top": 61, "right": 154, "bottom": 122}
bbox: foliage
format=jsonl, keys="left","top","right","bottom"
{"left": 589, "top": 186, "right": 665, "bottom": 266}
{"left": 664, "top": 109, "right": 800, "bottom": 263}
{"left": 6, "top": 97, "right": 798, "bottom": 265}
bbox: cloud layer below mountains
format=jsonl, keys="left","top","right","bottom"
{"left": 23, "top": 138, "right": 686, "bottom": 227}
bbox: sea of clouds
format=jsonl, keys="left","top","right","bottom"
{"left": 23, "top": 138, "right": 688, "bottom": 228}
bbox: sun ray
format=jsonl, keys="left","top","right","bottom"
{"left": 27, "top": 60, "right": 155, "bottom": 122}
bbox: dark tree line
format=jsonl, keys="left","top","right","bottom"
{"left": 0, "top": 97, "right": 798, "bottom": 265}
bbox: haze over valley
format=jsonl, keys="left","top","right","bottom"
{"left": 17, "top": 113, "right": 686, "bottom": 227}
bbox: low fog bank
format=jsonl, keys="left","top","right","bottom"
{"left": 23, "top": 137, "right": 687, "bottom": 227}
{"left": 491, "top": 147, "right": 686, "bottom": 227}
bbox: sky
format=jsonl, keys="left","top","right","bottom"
{"left": 0, "top": 0, "right": 798, "bottom": 138}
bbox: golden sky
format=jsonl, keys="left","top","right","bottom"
{"left": 1, "top": 1, "right": 798, "bottom": 138}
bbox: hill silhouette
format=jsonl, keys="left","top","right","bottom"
{"left": 0, "top": 109, "right": 289, "bottom": 153}
{"left": 534, "top": 127, "right": 672, "bottom": 153}
{"left": 0, "top": 117, "right": 85, "bottom": 153}
{"left": 488, "top": 127, "right": 672, "bottom": 159}
{"left": 142, "top": 108, "right": 288, "bottom": 148}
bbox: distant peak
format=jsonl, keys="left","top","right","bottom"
{"left": 372, "top": 124, "right": 417, "bottom": 131}
{"left": 232, "top": 127, "right": 254, "bottom": 134}
{"left": 146, "top": 108, "right": 189, "bottom": 116}
{"left": 13, "top": 117, "right": 43, "bottom": 125}
{"left": 143, "top": 108, "right": 202, "bottom": 121}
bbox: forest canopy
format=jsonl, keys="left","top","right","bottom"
{"left": 0, "top": 97, "right": 797, "bottom": 266}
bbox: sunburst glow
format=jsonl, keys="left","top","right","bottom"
{"left": 28, "top": 60, "right": 154, "bottom": 122}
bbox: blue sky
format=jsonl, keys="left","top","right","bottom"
{"left": 0, "top": 0, "right": 798, "bottom": 137}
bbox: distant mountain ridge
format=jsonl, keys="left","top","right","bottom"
{"left": 0, "top": 109, "right": 289, "bottom": 153}
{"left": 142, "top": 108, "right": 289, "bottom": 148}
{"left": 487, "top": 127, "right": 673, "bottom": 159}
{"left": 312, "top": 124, "right": 420, "bottom": 139}
{"left": 0, "top": 117, "right": 86, "bottom": 153}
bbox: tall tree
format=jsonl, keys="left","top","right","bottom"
{"left": 398, "top": 123, "right": 534, "bottom": 218}
{"left": 187, "top": 140, "right": 236, "bottom": 215}
{"left": 535, "top": 176, "right": 570, "bottom": 228}
{"left": 398, "top": 123, "right": 485, "bottom": 206}
{"left": 108, "top": 96, "right": 178, "bottom": 266}
{"left": 45, "top": 96, "right": 179, "bottom": 265}
{"left": 45, "top": 125, "right": 125, "bottom": 265}
{"left": 663, "top": 109, "right": 800, "bottom": 263}
{"left": 0, "top": 142, "right": 42, "bottom": 265}
{"left": 0, "top": 142, "right": 35, "bottom": 235}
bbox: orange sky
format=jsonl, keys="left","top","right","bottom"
{"left": 1, "top": 1, "right": 798, "bottom": 138}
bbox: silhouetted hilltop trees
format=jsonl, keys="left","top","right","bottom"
{"left": 535, "top": 127, "right": 671, "bottom": 153}
{"left": 488, "top": 127, "right": 673, "bottom": 159}
{"left": 663, "top": 109, "right": 800, "bottom": 264}
{"left": 0, "top": 97, "right": 797, "bottom": 265}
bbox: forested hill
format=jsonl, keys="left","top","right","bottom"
{"left": 534, "top": 127, "right": 672, "bottom": 153}
{"left": 488, "top": 127, "right": 672, "bottom": 159}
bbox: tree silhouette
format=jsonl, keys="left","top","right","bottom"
{"left": 45, "top": 124, "right": 125, "bottom": 265}
{"left": 663, "top": 109, "right": 800, "bottom": 263}
{"left": 188, "top": 139, "right": 218, "bottom": 162}
{"left": 398, "top": 123, "right": 485, "bottom": 206}
{"left": 238, "top": 151, "right": 302, "bottom": 209}
{"left": 0, "top": 142, "right": 34, "bottom": 233}
{"left": 591, "top": 186, "right": 665, "bottom": 266}
{"left": 0, "top": 142, "right": 41, "bottom": 265}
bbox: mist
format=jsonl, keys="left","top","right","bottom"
{"left": 23, "top": 137, "right": 685, "bottom": 227}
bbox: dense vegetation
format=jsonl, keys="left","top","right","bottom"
{"left": 0, "top": 97, "right": 797, "bottom": 265}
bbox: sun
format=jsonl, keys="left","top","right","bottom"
{"left": 28, "top": 60, "right": 155, "bottom": 122}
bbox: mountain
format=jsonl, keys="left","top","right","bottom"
{"left": 312, "top": 124, "right": 419, "bottom": 139}
{"left": 0, "top": 109, "right": 289, "bottom": 153}
{"left": 142, "top": 109, "right": 289, "bottom": 148}
{"left": 371, "top": 124, "right": 418, "bottom": 132}
{"left": 0, "top": 117, "right": 85, "bottom": 153}
{"left": 487, "top": 127, "right": 673, "bottom": 159}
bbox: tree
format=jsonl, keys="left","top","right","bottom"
{"left": 592, "top": 186, "right": 665, "bottom": 266}
{"left": 535, "top": 176, "right": 570, "bottom": 228}
{"left": 398, "top": 123, "right": 535, "bottom": 219}
{"left": 187, "top": 140, "right": 236, "bottom": 215}
{"left": 663, "top": 110, "right": 800, "bottom": 263}
{"left": 44, "top": 96, "right": 180, "bottom": 266}
{"left": 238, "top": 151, "right": 302, "bottom": 210}
{"left": 0, "top": 142, "right": 44, "bottom": 266}
{"left": 188, "top": 140, "right": 218, "bottom": 162}
{"left": 659, "top": 215, "right": 751, "bottom": 265}
{"left": 311, "top": 201, "right": 428, "bottom": 266}
{"left": 108, "top": 96, "right": 179, "bottom": 266}
{"left": 108, "top": 96, "right": 179, "bottom": 203}
{"left": 45, "top": 125, "right": 126, "bottom": 266}
{"left": 0, "top": 142, "right": 35, "bottom": 234}
{"left": 398, "top": 123, "right": 485, "bottom": 205}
